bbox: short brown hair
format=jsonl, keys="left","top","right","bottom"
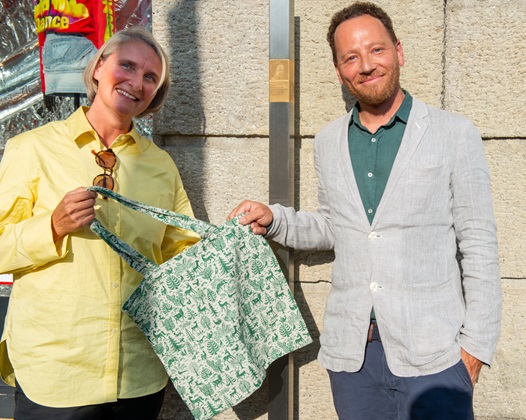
{"left": 83, "top": 27, "right": 170, "bottom": 118}
{"left": 327, "top": 2, "right": 398, "bottom": 64}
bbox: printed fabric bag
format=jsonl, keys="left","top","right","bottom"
{"left": 88, "top": 187, "right": 312, "bottom": 419}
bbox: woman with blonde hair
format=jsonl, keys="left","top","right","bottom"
{"left": 0, "top": 27, "right": 198, "bottom": 419}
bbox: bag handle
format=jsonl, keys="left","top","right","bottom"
{"left": 90, "top": 218, "right": 157, "bottom": 276}
{"left": 88, "top": 186, "right": 214, "bottom": 275}
{"left": 87, "top": 186, "right": 215, "bottom": 238}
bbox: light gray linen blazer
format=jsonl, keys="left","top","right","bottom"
{"left": 268, "top": 97, "right": 501, "bottom": 377}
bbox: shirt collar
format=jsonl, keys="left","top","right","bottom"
{"left": 69, "top": 106, "right": 149, "bottom": 152}
{"left": 350, "top": 90, "right": 413, "bottom": 130}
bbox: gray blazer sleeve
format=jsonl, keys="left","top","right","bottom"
{"left": 266, "top": 131, "right": 335, "bottom": 251}
{"left": 452, "top": 120, "right": 502, "bottom": 365}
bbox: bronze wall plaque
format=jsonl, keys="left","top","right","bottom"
{"left": 269, "top": 59, "right": 294, "bottom": 103}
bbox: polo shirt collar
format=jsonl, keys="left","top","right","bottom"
{"left": 350, "top": 89, "right": 413, "bottom": 131}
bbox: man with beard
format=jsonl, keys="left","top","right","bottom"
{"left": 228, "top": 2, "right": 501, "bottom": 419}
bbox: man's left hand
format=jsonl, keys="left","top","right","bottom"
{"left": 461, "top": 347, "right": 483, "bottom": 386}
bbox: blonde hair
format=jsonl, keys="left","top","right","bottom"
{"left": 83, "top": 27, "right": 170, "bottom": 118}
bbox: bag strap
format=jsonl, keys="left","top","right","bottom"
{"left": 87, "top": 186, "right": 215, "bottom": 238}
{"left": 90, "top": 219, "right": 157, "bottom": 276}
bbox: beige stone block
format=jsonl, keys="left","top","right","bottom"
{"left": 153, "top": 1, "right": 269, "bottom": 137}
{"left": 384, "top": 0, "right": 444, "bottom": 108}
{"left": 473, "top": 279, "right": 526, "bottom": 419}
{"left": 163, "top": 136, "right": 322, "bottom": 226}
{"left": 161, "top": 137, "right": 270, "bottom": 225}
{"left": 484, "top": 140, "right": 526, "bottom": 279}
{"left": 445, "top": 0, "right": 526, "bottom": 137}
{"left": 161, "top": 135, "right": 318, "bottom": 229}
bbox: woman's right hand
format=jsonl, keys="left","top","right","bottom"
{"left": 51, "top": 187, "right": 98, "bottom": 242}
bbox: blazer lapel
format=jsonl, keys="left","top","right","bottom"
{"left": 337, "top": 110, "right": 371, "bottom": 228}
{"left": 371, "top": 99, "right": 429, "bottom": 229}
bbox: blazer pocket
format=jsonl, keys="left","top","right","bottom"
{"left": 394, "top": 165, "right": 449, "bottom": 218}
{"left": 405, "top": 165, "right": 445, "bottom": 184}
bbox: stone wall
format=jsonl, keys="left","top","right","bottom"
{"left": 153, "top": 1, "right": 526, "bottom": 419}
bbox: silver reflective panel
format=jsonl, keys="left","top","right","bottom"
{"left": 0, "top": 0, "right": 153, "bottom": 145}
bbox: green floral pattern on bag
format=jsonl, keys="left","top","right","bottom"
{"left": 88, "top": 187, "right": 312, "bottom": 420}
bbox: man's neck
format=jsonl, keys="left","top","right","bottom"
{"left": 357, "top": 88, "right": 405, "bottom": 133}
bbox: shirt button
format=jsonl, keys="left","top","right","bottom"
{"left": 370, "top": 282, "right": 378, "bottom": 291}
{"left": 371, "top": 137, "right": 377, "bottom": 143}
{"left": 367, "top": 172, "right": 373, "bottom": 178}
{"left": 112, "top": 282, "right": 119, "bottom": 289}
{"left": 367, "top": 209, "right": 373, "bottom": 214}
{"left": 111, "top": 329, "right": 117, "bottom": 335}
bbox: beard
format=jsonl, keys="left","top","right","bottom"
{"left": 345, "top": 64, "right": 401, "bottom": 107}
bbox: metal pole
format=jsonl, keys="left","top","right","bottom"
{"left": 268, "top": 1, "right": 294, "bottom": 419}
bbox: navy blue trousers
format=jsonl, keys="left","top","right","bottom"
{"left": 328, "top": 324, "right": 474, "bottom": 420}
{"left": 14, "top": 382, "right": 165, "bottom": 420}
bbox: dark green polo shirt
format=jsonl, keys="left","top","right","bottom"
{"left": 348, "top": 91, "right": 413, "bottom": 224}
{"left": 348, "top": 91, "right": 413, "bottom": 320}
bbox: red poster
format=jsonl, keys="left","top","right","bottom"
{"left": 33, "top": 0, "right": 116, "bottom": 95}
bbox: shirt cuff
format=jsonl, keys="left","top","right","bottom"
{"left": 22, "top": 211, "right": 68, "bottom": 263}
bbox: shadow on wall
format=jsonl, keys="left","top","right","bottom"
{"left": 292, "top": 16, "right": 330, "bottom": 420}
{"left": 158, "top": 0, "right": 209, "bottom": 226}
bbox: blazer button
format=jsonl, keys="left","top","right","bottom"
{"left": 370, "top": 282, "right": 378, "bottom": 291}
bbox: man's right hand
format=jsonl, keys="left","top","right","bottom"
{"left": 227, "top": 200, "right": 273, "bottom": 236}
{"left": 51, "top": 187, "right": 98, "bottom": 242}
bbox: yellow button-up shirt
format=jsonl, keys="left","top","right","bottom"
{"left": 0, "top": 107, "right": 200, "bottom": 407}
